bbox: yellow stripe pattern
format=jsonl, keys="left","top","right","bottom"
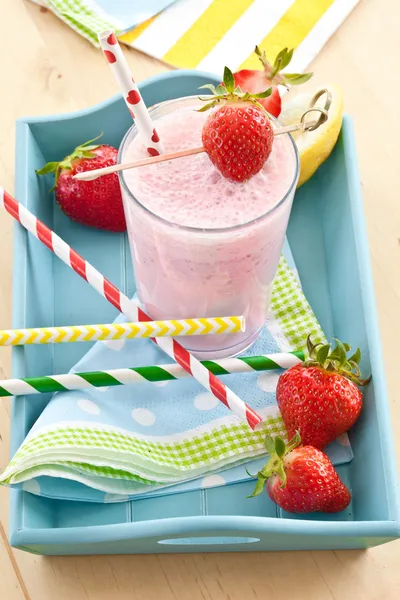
{"left": 119, "top": 0, "right": 347, "bottom": 73}
{"left": 239, "top": 0, "right": 336, "bottom": 69}
{"left": 162, "top": 0, "right": 253, "bottom": 69}
{"left": 119, "top": 16, "right": 157, "bottom": 45}
{"left": 0, "top": 317, "right": 244, "bottom": 346}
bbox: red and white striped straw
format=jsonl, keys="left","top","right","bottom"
{"left": 98, "top": 30, "right": 164, "bottom": 157}
{"left": 0, "top": 188, "right": 262, "bottom": 430}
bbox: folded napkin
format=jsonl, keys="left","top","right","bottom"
{"left": 31, "top": 0, "right": 180, "bottom": 45}
{"left": 33, "top": 0, "right": 360, "bottom": 75}
{"left": 0, "top": 242, "right": 353, "bottom": 503}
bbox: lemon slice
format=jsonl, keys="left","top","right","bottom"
{"left": 279, "top": 84, "right": 343, "bottom": 187}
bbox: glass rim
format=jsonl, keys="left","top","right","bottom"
{"left": 118, "top": 95, "right": 300, "bottom": 234}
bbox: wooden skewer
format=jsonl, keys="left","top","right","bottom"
{"left": 73, "top": 123, "right": 301, "bottom": 182}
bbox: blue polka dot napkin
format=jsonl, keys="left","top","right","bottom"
{"left": 0, "top": 241, "right": 353, "bottom": 502}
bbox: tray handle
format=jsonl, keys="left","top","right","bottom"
{"left": 157, "top": 536, "right": 260, "bottom": 547}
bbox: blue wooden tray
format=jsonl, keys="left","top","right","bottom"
{"left": 8, "top": 70, "right": 400, "bottom": 554}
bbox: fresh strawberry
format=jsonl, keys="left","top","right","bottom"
{"left": 36, "top": 136, "right": 126, "bottom": 232}
{"left": 200, "top": 67, "right": 274, "bottom": 182}
{"left": 232, "top": 46, "right": 313, "bottom": 117}
{"left": 277, "top": 337, "right": 368, "bottom": 450}
{"left": 249, "top": 433, "right": 351, "bottom": 514}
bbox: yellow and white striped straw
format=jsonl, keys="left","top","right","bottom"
{"left": 0, "top": 316, "right": 245, "bottom": 346}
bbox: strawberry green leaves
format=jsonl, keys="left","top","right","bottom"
{"left": 273, "top": 47, "right": 294, "bottom": 72}
{"left": 250, "top": 477, "right": 267, "bottom": 498}
{"left": 198, "top": 83, "right": 217, "bottom": 94}
{"left": 348, "top": 347, "right": 361, "bottom": 365}
{"left": 251, "top": 89, "right": 273, "bottom": 99}
{"left": 283, "top": 73, "right": 314, "bottom": 85}
{"left": 305, "top": 335, "right": 370, "bottom": 385}
{"left": 274, "top": 436, "right": 286, "bottom": 459}
{"left": 266, "top": 46, "right": 294, "bottom": 80}
{"left": 316, "top": 343, "right": 330, "bottom": 366}
{"left": 36, "top": 134, "right": 103, "bottom": 188}
{"left": 264, "top": 434, "right": 276, "bottom": 455}
{"left": 254, "top": 45, "right": 313, "bottom": 88}
{"left": 198, "top": 65, "right": 272, "bottom": 113}
{"left": 35, "top": 162, "right": 59, "bottom": 175}
{"left": 223, "top": 66, "right": 235, "bottom": 93}
{"left": 248, "top": 432, "right": 301, "bottom": 497}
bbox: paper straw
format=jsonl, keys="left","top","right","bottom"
{"left": 0, "top": 352, "right": 304, "bottom": 397}
{"left": 0, "top": 317, "right": 244, "bottom": 346}
{"left": 98, "top": 30, "right": 164, "bottom": 157}
{"left": 0, "top": 188, "right": 262, "bottom": 429}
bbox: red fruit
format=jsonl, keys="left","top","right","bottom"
{"left": 202, "top": 103, "right": 274, "bottom": 182}
{"left": 107, "top": 33, "right": 117, "bottom": 45}
{"left": 36, "top": 137, "right": 126, "bottom": 232}
{"left": 250, "top": 433, "right": 351, "bottom": 514}
{"left": 277, "top": 337, "right": 367, "bottom": 450}
{"left": 233, "top": 70, "right": 282, "bottom": 117}
{"left": 232, "top": 46, "right": 313, "bottom": 117}
{"left": 200, "top": 66, "right": 274, "bottom": 182}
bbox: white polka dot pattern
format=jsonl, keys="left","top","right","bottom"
{"left": 77, "top": 398, "right": 101, "bottom": 415}
{"left": 194, "top": 392, "right": 219, "bottom": 411}
{"left": 103, "top": 339, "right": 125, "bottom": 351}
{"left": 257, "top": 372, "right": 281, "bottom": 393}
{"left": 131, "top": 408, "right": 156, "bottom": 426}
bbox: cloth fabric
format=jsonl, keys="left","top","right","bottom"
{"left": 31, "top": 0, "right": 360, "bottom": 75}
{"left": 30, "top": 1, "right": 179, "bottom": 44}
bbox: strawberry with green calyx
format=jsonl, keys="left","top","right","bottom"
{"left": 36, "top": 135, "right": 126, "bottom": 233}
{"left": 277, "top": 336, "right": 368, "bottom": 450}
{"left": 37, "top": 135, "right": 104, "bottom": 189}
{"left": 232, "top": 46, "right": 313, "bottom": 117}
{"left": 304, "top": 336, "right": 369, "bottom": 385}
{"left": 200, "top": 67, "right": 274, "bottom": 182}
{"left": 198, "top": 65, "right": 273, "bottom": 113}
{"left": 248, "top": 432, "right": 351, "bottom": 514}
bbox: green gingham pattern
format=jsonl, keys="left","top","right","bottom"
{"left": 2, "top": 413, "right": 286, "bottom": 481}
{"left": 0, "top": 255, "right": 324, "bottom": 493}
{"left": 6, "top": 463, "right": 156, "bottom": 486}
{"left": 271, "top": 256, "right": 327, "bottom": 353}
{"left": 46, "top": 0, "right": 121, "bottom": 46}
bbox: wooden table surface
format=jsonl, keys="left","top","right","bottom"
{"left": 1, "top": 0, "right": 400, "bottom": 598}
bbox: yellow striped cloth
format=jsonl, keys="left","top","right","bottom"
{"left": 119, "top": 0, "right": 360, "bottom": 75}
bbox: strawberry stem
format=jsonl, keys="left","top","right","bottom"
{"left": 198, "top": 67, "right": 272, "bottom": 113}
{"left": 304, "top": 335, "right": 370, "bottom": 386}
{"left": 248, "top": 432, "right": 301, "bottom": 498}
{"left": 36, "top": 133, "right": 104, "bottom": 188}
{"left": 254, "top": 45, "right": 313, "bottom": 88}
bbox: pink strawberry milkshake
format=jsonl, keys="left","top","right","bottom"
{"left": 119, "top": 96, "right": 299, "bottom": 358}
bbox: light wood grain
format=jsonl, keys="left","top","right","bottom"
{"left": 1, "top": 0, "right": 400, "bottom": 598}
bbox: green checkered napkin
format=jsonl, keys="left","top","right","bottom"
{"left": 0, "top": 256, "right": 326, "bottom": 496}
{"left": 40, "top": 1, "right": 122, "bottom": 46}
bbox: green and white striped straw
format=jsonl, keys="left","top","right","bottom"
{"left": 0, "top": 351, "right": 304, "bottom": 397}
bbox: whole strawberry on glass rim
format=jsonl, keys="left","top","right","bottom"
{"left": 277, "top": 336, "right": 369, "bottom": 450}
{"left": 200, "top": 66, "right": 274, "bottom": 182}
{"left": 232, "top": 46, "right": 313, "bottom": 118}
{"left": 248, "top": 432, "right": 351, "bottom": 514}
{"left": 36, "top": 136, "right": 126, "bottom": 232}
